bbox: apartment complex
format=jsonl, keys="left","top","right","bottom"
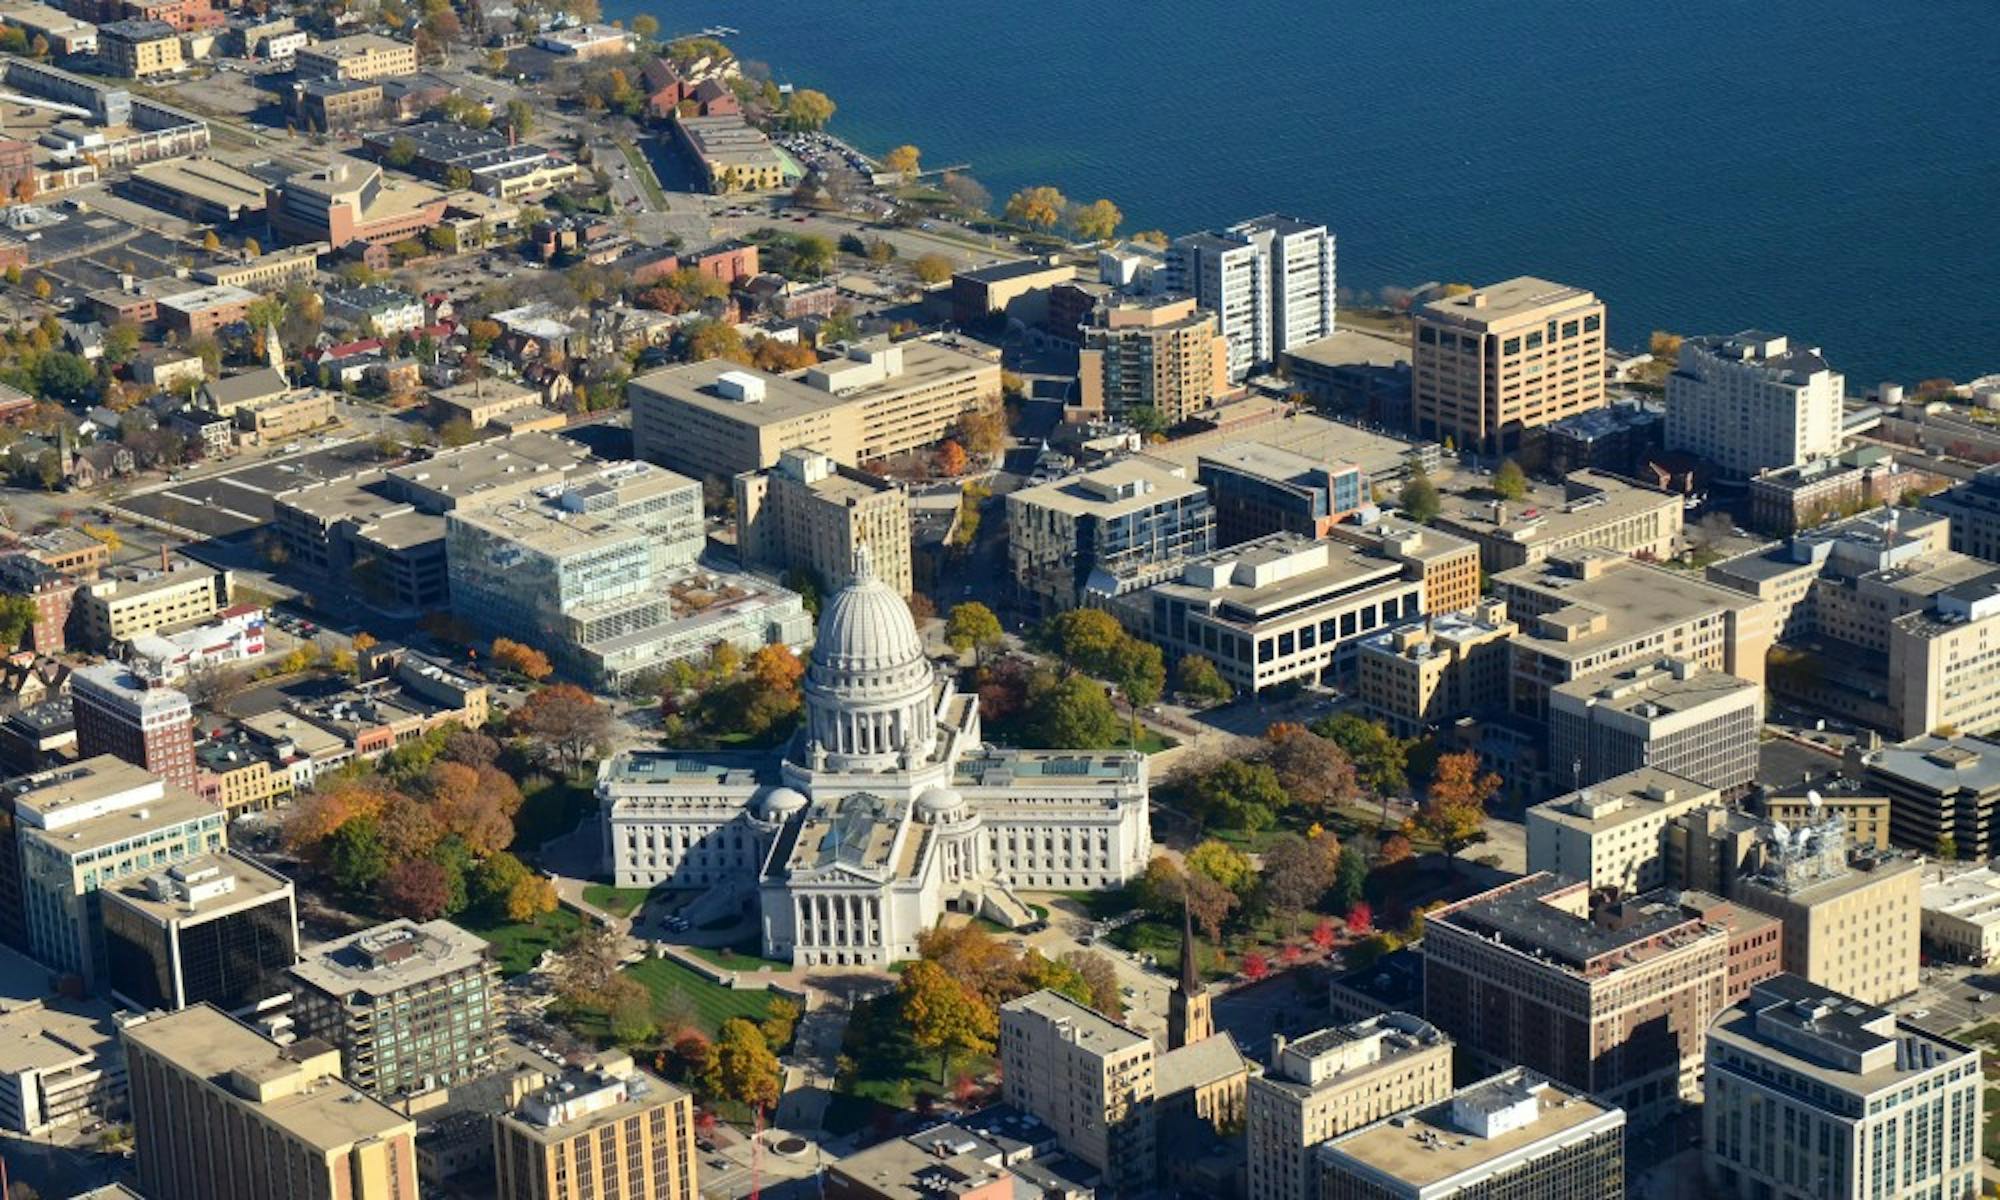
{"left": 1007, "top": 457, "right": 1216, "bottom": 615}
{"left": 1246, "top": 1015, "right": 1453, "bottom": 1200}
{"left": 11, "top": 755, "right": 225, "bottom": 987}
{"left": 1166, "top": 215, "right": 1334, "bottom": 381}
{"left": 1665, "top": 331, "right": 1845, "bottom": 479}
{"left": 999, "top": 990, "right": 1156, "bottom": 1192}
{"left": 734, "top": 448, "right": 913, "bottom": 598}
{"left": 1410, "top": 277, "right": 1606, "bottom": 455}
{"left": 1318, "top": 1069, "right": 1626, "bottom": 1200}
{"left": 71, "top": 663, "right": 195, "bottom": 791}
{"left": 1730, "top": 810, "right": 1919, "bottom": 1005}
{"left": 102, "top": 852, "right": 297, "bottom": 1015}
{"left": 1856, "top": 732, "right": 2000, "bottom": 861}
{"left": 1424, "top": 874, "right": 1728, "bottom": 1122}
{"left": 125, "top": 1004, "right": 420, "bottom": 1200}
{"left": 630, "top": 340, "right": 1001, "bottom": 480}
{"left": 1142, "top": 532, "right": 1426, "bottom": 694}
{"left": 1431, "top": 468, "right": 1683, "bottom": 573}
{"left": 1526, "top": 768, "right": 1723, "bottom": 896}
{"left": 1075, "top": 294, "right": 1230, "bottom": 425}
{"left": 1196, "top": 443, "right": 1366, "bottom": 545}
{"left": 1704, "top": 975, "right": 1982, "bottom": 1200}
{"left": 1548, "top": 658, "right": 1763, "bottom": 792}
{"left": 288, "top": 919, "right": 498, "bottom": 1101}
{"left": 99, "top": 18, "right": 179, "bottom": 76}
{"left": 73, "top": 564, "right": 230, "bottom": 650}
{"left": 1355, "top": 600, "right": 1517, "bottom": 736}
{"left": 294, "top": 32, "right": 417, "bottom": 80}
{"left": 493, "top": 1053, "right": 697, "bottom": 1200}
{"left": 1492, "top": 549, "right": 1772, "bottom": 721}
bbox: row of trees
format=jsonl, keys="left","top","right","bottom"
{"left": 1035, "top": 609, "right": 1165, "bottom": 743}
{"left": 1001, "top": 188, "right": 1124, "bottom": 241}
{"left": 1136, "top": 825, "right": 1366, "bottom": 949}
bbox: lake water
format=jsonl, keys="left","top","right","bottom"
{"left": 614, "top": 0, "right": 2000, "bottom": 385}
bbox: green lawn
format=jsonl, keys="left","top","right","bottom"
{"left": 582, "top": 884, "right": 652, "bottom": 919}
{"left": 1986, "top": 1088, "right": 2000, "bottom": 1163}
{"left": 686, "top": 941, "right": 790, "bottom": 972}
{"left": 515, "top": 776, "right": 596, "bottom": 853}
{"left": 465, "top": 905, "right": 584, "bottom": 976}
{"left": 624, "top": 957, "right": 778, "bottom": 1038}
{"left": 837, "top": 993, "right": 993, "bottom": 1109}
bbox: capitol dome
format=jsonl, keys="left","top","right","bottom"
{"left": 800, "top": 544, "right": 939, "bottom": 771}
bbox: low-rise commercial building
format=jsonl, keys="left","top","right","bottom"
{"left": 294, "top": 32, "right": 416, "bottom": 80}
{"left": 102, "top": 852, "right": 296, "bottom": 1014}
{"left": 266, "top": 157, "right": 446, "bottom": 249}
{"left": 1748, "top": 445, "right": 1919, "bottom": 536}
{"left": 1355, "top": 600, "right": 1517, "bottom": 736}
{"left": 1410, "top": 276, "right": 1607, "bottom": 456}
{"left": 73, "top": 563, "right": 229, "bottom": 649}
{"left": 1196, "top": 442, "right": 1365, "bottom": 545}
{"left": 1494, "top": 549, "right": 1773, "bottom": 722}
{"left": 1526, "top": 767, "right": 1723, "bottom": 896}
{"left": 1282, "top": 328, "right": 1412, "bottom": 428}
{"left": 1548, "top": 658, "right": 1763, "bottom": 792}
{"left": 1140, "top": 532, "right": 1425, "bottom": 694}
{"left": 1703, "top": 975, "right": 1982, "bottom": 1200}
{"left": 1006, "top": 457, "right": 1215, "bottom": 615}
{"left": 124, "top": 1004, "right": 420, "bottom": 1200}
{"left": 289, "top": 919, "right": 498, "bottom": 1102}
{"left": 154, "top": 283, "right": 256, "bottom": 338}
{"left": 671, "top": 113, "right": 783, "bottom": 192}
{"left": 125, "top": 155, "right": 268, "bottom": 223}
{"left": 1919, "top": 863, "right": 2000, "bottom": 965}
{"left": 124, "top": 604, "right": 266, "bottom": 684}
{"left": 1730, "top": 810, "right": 1919, "bottom": 1005}
{"left": 1431, "top": 468, "right": 1683, "bottom": 574}
{"left": 949, "top": 258, "right": 1074, "bottom": 328}
{"left": 1318, "top": 1069, "right": 1626, "bottom": 1200}
{"left": 235, "top": 388, "right": 334, "bottom": 443}
{"left": 493, "top": 1053, "right": 696, "bottom": 1200}
{"left": 734, "top": 448, "right": 913, "bottom": 598}
{"left": 1246, "top": 1015, "right": 1453, "bottom": 1200}
{"left": 999, "top": 990, "right": 1157, "bottom": 1192}
{"left": 360, "top": 123, "right": 579, "bottom": 202}
{"left": 530, "top": 22, "right": 632, "bottom": 58}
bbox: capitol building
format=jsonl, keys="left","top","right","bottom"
{"left": 598, "top": 548, "right": 1154, "bottom": 968}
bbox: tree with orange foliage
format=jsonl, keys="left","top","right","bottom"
{"left": 286, "top": 781, "right": 389, "bottom": 852}
{"left": 423, "top": 761, "right": 520, "bottom": 856}
{"left": 747, "top": 643, "right": 804, "bottom": 695}
{"left": 491, "top": 637, "right": 553, "bottom": 681}
{"left": 935, "top": 439, "right": 968, "bottom": 477}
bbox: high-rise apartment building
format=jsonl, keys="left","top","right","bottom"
{"left": 1666, "top": 331, "right": 1845, "bottom": 480}
{"left": 1410, "top": 277, "right": 1606, "bottom": 455}
{"left": 11, "top": 756, "right": 225, "bottom": 987}
{"left": 1704, "top": 975, "right": 1982, "bottom": 1200}
{"left": 288, "top": 919, "right": 498, "bottom": 1101}
{"left": 1245, "top": 1014, "right": 1453, "bottom": 1200}
{"left": 1007, "top": 457, "right": 1215, "bottom": 615}
{"left": 1167, "top": 215, "right": 1334, "bottom": 381}
{"left": 1075, "top": 294, "right": 1231, "bottom": 425}
{"left": 1424, "top": 874, "right": 1728, "bottom": 1123}
{"left": 124, "top": 1004, "right": 420, "bottom": 1200}
{"left": 70, "top": 663, "right": 196, "bottom": 791}
{"left": 493, "top": 1053, "right": 697, "bottom": 1200}
{"left": 102, "top": 852, "right": 298, "bottom": 1015}
{"left": 1526, "top": 768, "right": 1723, "bottom": 896}
{"left": 1318, "top": 1069, "right": 1626, "bottom": 1200}
{"left": 1355, "top": 599, "right": 1517, "bottom": 736}
{"left": 999, "top": 990, "right": 1157, "bottom": 1192}
{"left": 1548, "top": 658, "right": 1763, "bottom": 793}
{"left": 1729, "top": 810, "right": 1920, "bottom": 1006}
{"left": 734, "top": 448, "right": 914, "bottom": 598}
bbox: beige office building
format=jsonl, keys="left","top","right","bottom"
{"left": 1493, "top": 549, "right": 1772, "bottom": 721}
{"left": 73, "top": 565, "right": 231, "bottom": 650}
{"left": 630, "top": 340, "right": 1000, "bottom": 480}
{"left": 493, "top": 1053, "right": 696, "bottom": 1200}
{"left": 1526, "top": 767, "right": 1723, "bottom": 896}
{"left": 1431, "top": 468, "right": 1683, "bottom": 574}
{"left": 1075, "top": 294, "right": 1231, "bottom": 425}
{"left": 1328, "top": 521, "right": 1482, "bottom": 617}
{"left": 999, "top": 990, "right": 1156, "bottom": 1192}
{"left": 1354, "top": 599, "right": 1516, "bottom": 736}
{"left": 124, "top": 1004, "right": 420, "bottom": 1200}
{"left": 295, "top": 33, "right": 418, "bottom": 80}
{"left": 1411, "top": 277, "right": 1607, "bottom": 455}
{"left": 734, "top": 447, "right": 912, "bottom": 597}
{"left": 1548, "top": 658, "right": 1764, "bottom": 793}
{"left": 1246, "top": 1014, "right": 1453, "bottom": 1200}
{"left": 1730, "top": 815, "right": 1919, "bottom": 1006}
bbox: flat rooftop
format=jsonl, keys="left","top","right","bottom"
{"left": 1434, "top": 469, "right": 1677, "bottom": 548}
{"left": 1921, "top": 864, "right": 2000, "bottom": 930}
{"left": 1709, "top": 975, "right": 1974, "bottom": 1096}
{"left": 1434, "top": 873, "right": 1718, "bottom": 977}
{"left": 1147, "top": 405, "right": 1429, "bottom": 482}
{"left": 383, "top": 430, "right": 591, "bottom": 506}
{"left": 629, "top": 358, "right": 847, "bottom": 428}
{"left": 599, "top": 748, "right": 777, "bottom": 790}
{"left": 129, "top": 156, "right": 267, "bottom": 211}
{"left": 0, "top": 997, "right": 115, "bottom": 1075}
{"left": 1155, "top": 533, "right": 1407, "bottom": 622}
{"left": 1551, "top": 659, "right": 1759, "bottom": 717}
{"left": 1001, "top": 989, "right": 1149, "bottom": 1056}
{"left": 102, "top": 850, "right": 292, "bottom": 926}
{"left": 1321, "top": 1071, "right": 1618, "bottom": 1191}
{"left": 501, "top": 1061, "right": 688, "bottom": 1143}
{"left": 123, "top": 1006, "right": 411, "bottom": 1150}
{"left": 1859, "top": 734, "right": 2000, "bottom": 795}
{"left": 290, "top": 919, "right": 490, "bottom": 999}
{"left": 1530, "top": 767, "right": 1718, "bottom": 834}
{"left": 1418, "top": 276, "right": 1599, "bottom": 328}
{"left": 1497, "top": 552, "right": 1763, "bottom": 662}
{"left": 1284, "top": 327, "right": 1413, "bottom": 370}
{"left": 1008, "top": 457, "right": 1205, "bottom": 519}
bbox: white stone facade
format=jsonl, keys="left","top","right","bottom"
{"left": 600, "top": 548, "right": 1151, "bottom": 967}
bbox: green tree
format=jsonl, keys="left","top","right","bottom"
{"left": 607, "top": 977, "right": 657, "bottom": 1045}
{"left": 102, "top": 321, "right": 141, "bottom": 366}
{"left": 1939, "top": 833, "right": 1959, "bottom": 861}
{"left": 1175, "top": 654, "right": 1232, "bottom": 703}
{"left": 1398, "top": 466, "right": 1441, "bottom": 525}
{"left": 34, "top": 352, "right": 93, "bottom": 401}
{"left": 899, "top": 959, "right": 996, "bottom": 1085}
{"left": 1039, "top": 608, "right": 1126, "bottom": 676}
{"left": 945, "top": 602, "right": 1003, "bottom": 664}
{"left": 1189, "top": 759, "right": 1285, "bottom": 832}
{"left": 1109, "top": 638, "right": 1164, "bottom": 745}
{"left": 913, "top": 253, "right": 954, "bottom": 284}
{"left": 1004, "top": 185, "right": 1067, "bottom": 231}
{"left": 505, "top": 98, "right": 534, "bottom": 138}
{"left": 1312, "top": 712, "right": 1410, "bottom": 796}
{"left": 384, "top": 137, "right": 417, "bottom": 168}
{"left": 470, "top": 851, "right": 531, "bottom": 918}
{"left": 1493, "top": 459, "right": 1528, "bottom": 501}
{"left": 328, "top": 818, "right": 389, "bottom": 893}
{"left": 1072, "top": 198, "right": 1122, "bottom": 241}
{"left": 1025, "top": 672, "right": 1120, "bottom": 749}
{"left": 785, "top": 89, "right": 836, "bottom": 131}
{"left": 792, "top": 234, "right": 835, "bottom": 277}
{"left": 0, "top": 593, "right": 38, "bottom": 649}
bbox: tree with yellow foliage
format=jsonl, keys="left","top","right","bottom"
{"left": 1004, "top": 186, "right": 1066, "bottom": 231}
{"left": 882, "top": 144, "right": 920, "bottom": 175}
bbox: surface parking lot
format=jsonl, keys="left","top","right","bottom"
{"left": 113, "top": 441, "right": 376, "bottom": 538}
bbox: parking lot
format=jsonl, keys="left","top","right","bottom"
{"left": 114, "top": 440, "right": 376, "bottom": 538}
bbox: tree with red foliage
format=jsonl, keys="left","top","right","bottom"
{"left": 953, "top": 1073, "right": 978, "bottom": 1104}
{"left": 1279, "top": 942, "right": 1301, "bottom": 967}
{"left": 383, "top": 859, "right": 452, "bottom": 920}
{"left": 936, "top": 439, "right": 969, "bottom": 477}
{"left": 1242, "top": 951, "right": 1270, "bottom": 981}
{"left": 1377, "top": 833, "right": 1414, "bottom": 866}
{"left": 1347, "top": 902, "right": 1374, "bottom": 934}
{"left": 1311, "top": 916, "right": 1336, "bottom": 952}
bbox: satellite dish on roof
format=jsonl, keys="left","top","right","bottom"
{"left": 1806, "top": 789, "right": 1823, "bottom": 817}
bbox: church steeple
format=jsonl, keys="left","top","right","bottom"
{"left": 1167, "top": 901, "right": 1212, "bottom": 1049}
